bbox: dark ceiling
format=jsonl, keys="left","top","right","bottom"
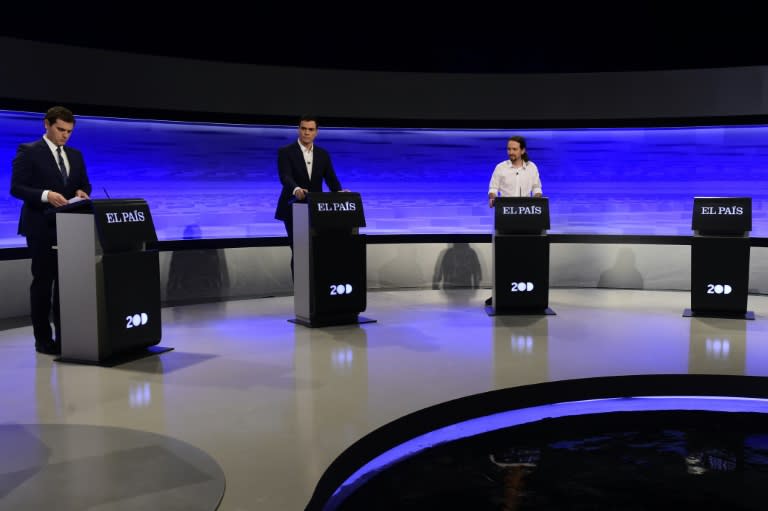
{"left": 3, "top": 5, "right": 766, "bottom": 73}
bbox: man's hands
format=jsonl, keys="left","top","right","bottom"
{"left": 49, "top": 189, "right": 90, "bottom": 207}
{"left": 295, "top": 188, "right": 353, "bottom": 200}
{"left": 48, "top": 192, "right": 68, "bottom": 207}
{"left": 489, "top": 192, "right": 542, "bottom": 206}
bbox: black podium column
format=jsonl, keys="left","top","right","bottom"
{"left": 685, "top": 197, "right": 753, "bottom": 319}
{"left": 56, "top": 199, "right": 170, "bottom": 364}
{"left": 489, "top": 197, "right": 555, "bottom": 316}
{"left": 291, "top": 192, "right": 375, "bottom": 327}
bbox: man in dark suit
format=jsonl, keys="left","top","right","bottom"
{"left": 275, "top": 115, "right": 346, "bottom": 275}
{"left": 10, "top": 106, "right": 92, "bottom": 355}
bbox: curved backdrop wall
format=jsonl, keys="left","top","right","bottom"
{"left": 2, "top": 109, "right": 768, "bottom": 247}
{"left": 1, "top": 37, "right": 767, "bottom": 121}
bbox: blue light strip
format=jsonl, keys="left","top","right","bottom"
{"left": 5, "top": 109, "right": 768, "bottom": 246}
{"left": 326, "top": 395, "right": 768, "bottom": 508}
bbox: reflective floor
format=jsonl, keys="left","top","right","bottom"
{"left": 1, "top": 288, "right": 768, "bottom": 510}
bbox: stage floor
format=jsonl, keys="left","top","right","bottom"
{"left": 1, "top": 288, "right": 767, "bottom": 510}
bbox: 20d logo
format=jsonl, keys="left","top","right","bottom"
{"left": 125, "top": 313, "right": 149, "bottom": 329}
{"left": 330, "top": 284, "right": 353, "bottom": 295}
{"left": 706, "top": 284, "right": 732, "bottom": 295}
{"left": 510, "top": 282, "right": 535, "bottom": 292}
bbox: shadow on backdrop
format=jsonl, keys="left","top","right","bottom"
{"left": 597, "top": 247, "right": 644, "bottom": 289}
{"left": 432, "top": 243, "right": 482, "bottom": 290}
{"left": 166, "top": 224, "right": 230, "bottom": 304}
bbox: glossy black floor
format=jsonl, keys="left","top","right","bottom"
{"left": 336, "top": 409, "right": 768, "bottom": 510}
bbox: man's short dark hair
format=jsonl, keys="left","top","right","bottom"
{"left": 299, "top": 114, "right": 319, "bottom": 126}
{"left": 45, "top": 106, "right": 75, "bottom": 125}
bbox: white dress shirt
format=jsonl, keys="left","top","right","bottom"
{"left": 298, "top": 140, "right": 313, "bottom": 179}
{"left": 488, "top": 160, "right": 542, "bottom": 197}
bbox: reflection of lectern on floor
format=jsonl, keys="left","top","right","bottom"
{"left": 55, "top": 199, "right": 171, "bottom": 364}
{"left": 684, "top": 197, "right": 754, "bottom": 320}
{"left": 488, "top": 197, "right": 555, "bottom": 316}
{"left": 291, "top": 192, "right": 375, "bottom": 327}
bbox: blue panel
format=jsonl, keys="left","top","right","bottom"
{"left": 3, "top": 110, "right": 768, "bottom": 247}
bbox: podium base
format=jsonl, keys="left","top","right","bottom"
{"left": 56, "top": 345, "right": 174, "bottom": 367}
{"left": 683, "top": 308, "right": 755, "bottom": 320}
{"left": 485, "top": 306, "right": 556, "bottom": 317}
{"left": 289, "top": 315, "right": 377, "bottom": 328}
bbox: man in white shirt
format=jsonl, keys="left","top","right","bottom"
{"left": 486, "top": 135, "right": 543, "bottom": 305}
{"left": 488, "top": 135, "right": 542, "bottom": 207}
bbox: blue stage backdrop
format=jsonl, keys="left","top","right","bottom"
{"left": 2, "top": 109, "right": 768, "bottom": 247}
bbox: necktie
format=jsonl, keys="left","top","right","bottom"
{"left": 56, "top": 146, "right": 68, "bottom": 184}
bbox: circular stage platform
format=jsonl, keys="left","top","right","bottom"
{"left": 0, "top": 424, "right": 225, "bottom": 510}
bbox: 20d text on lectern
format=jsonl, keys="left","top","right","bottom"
{"left": 488, "top": 197, "right": 555, "bottom": 316}
{"left": 684, "top": 197, "right": 754, "bottom": 320}
{"left": 55, "top": 199, "right": 171, "bottom": 364}
{"left": 291, "top": 192, "right": 375, "bottom": 327}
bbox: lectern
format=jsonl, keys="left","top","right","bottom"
{"left": 488, "top": 197, "right": 555, "bottom": 315}
{"left": 55, "top": 199, "right": 170, "bottom": 364}
{"left": 684, "top": 197, "right": 753, "bottom": 319}
{"left": 291, "top": 192, "right": 374, "bottom": 327}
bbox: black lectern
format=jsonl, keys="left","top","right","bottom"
{"left": 291, "top": 192, "right": 375, "bottom": 327}
{"left": 55, "top": 199, "right": 170, "bottom": 364}
{"left": 684, "top": 197, "right": 753, "bottom": 319}
{"left": 488, "top": 197, "right": 555, "bottom": 315}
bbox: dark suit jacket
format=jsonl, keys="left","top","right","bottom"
{"left": 10, "top": 138, "right": 92, "bottom": 240}
{"left": 274, "top": 141, "right": 342, "bottom": 221}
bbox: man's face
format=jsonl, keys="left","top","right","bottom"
{"left": 298, "top": 120, "right": 318, "bottom": 147}
{"left": 507, "top": 140, "right": 525, "bottom": 163}
{"left": 44, "top": 119, "right": 74, "bottom": 146}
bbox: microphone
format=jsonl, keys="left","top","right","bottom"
{"left": 103, "top": 187, "right": 112, "bottom": 199}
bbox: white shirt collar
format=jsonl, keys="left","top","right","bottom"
{"left": 297, "top": 140, "right": 313, "bottom": 154}
{"left": 43, "top": 135, "right": 60, "bottom": 152}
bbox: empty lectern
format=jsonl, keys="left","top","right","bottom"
{"left": 685, "top": 197, "right": 753, "bottom": 319}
